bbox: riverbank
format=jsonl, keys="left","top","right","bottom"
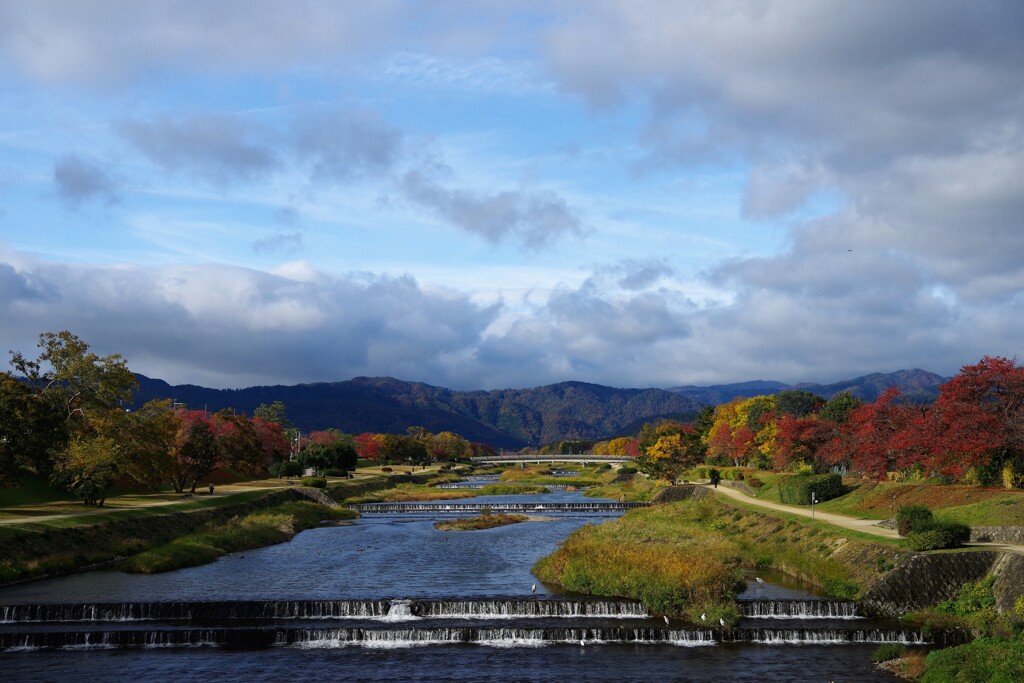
{"left": 121, "top": 502, "right": 357, "bottom": 573}
{"left": 0, "top": 473, "right": 446, "bottom": 585}
{"left": 534, "top": 495, "right": 910, "bottom": 621}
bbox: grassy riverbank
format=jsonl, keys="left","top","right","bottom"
{"left": 121, "top": 502, "right": 357, "bottom": 573}
{"left": 533, "top": 496, "right": 894, "bottom": 621}
{"left": 434, "top": 514, "right": 529, "bottom": 531}
{"left": 0, "top": 474, "right": 412, "bottom": 584}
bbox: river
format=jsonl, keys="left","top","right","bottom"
{"left": 0, "top": 486, "right": 909, "bottom": 681}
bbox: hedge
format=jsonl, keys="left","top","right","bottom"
{"left": 777, "top": 473, "right": 843, "bottom": 505}
{"left": 906, "top": 520, "right": 971, "bottom": 551}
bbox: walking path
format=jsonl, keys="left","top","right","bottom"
{"left": 706, "top": 482, "right": 1024, "bottom": 555}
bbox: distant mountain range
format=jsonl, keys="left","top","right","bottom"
{"left": 667, "top": 368, "right": 948, "bottom": 405}
{"left": 133, "top": 368, "right": 949, "bottom": 448}
{"left": 132, "top": 376, "right": 704, "bottom": 449}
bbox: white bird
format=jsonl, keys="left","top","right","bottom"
{"left": 755, "top": 577, "right": 765, "bottom": 584}
{"left": 580, "top": 639, "right": 585, "bottom": 647}
{"left": 531, "top": 583, "right": 537, "bottom": 593}
{"left": 663, "top": 616, "right": 669, "bottom": 625}
{"left": 719, "top": 618, "right": 726, "bottom": 627}
{"left": 700, "top": 613, "right": 706, "bottom": 622}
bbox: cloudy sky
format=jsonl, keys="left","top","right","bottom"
{"left": 1, "top": 1, "right": 1022, "bottom": 390}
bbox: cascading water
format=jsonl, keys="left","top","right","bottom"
{"left": 739, "top": 600, "right": 861, "bottom": 619}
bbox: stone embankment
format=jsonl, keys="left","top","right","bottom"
{"left": 860, "top": 551, "right": 1001, "bottom": 616}
{"left": 970, "top": 526, "right": 1024, "bottom": 544}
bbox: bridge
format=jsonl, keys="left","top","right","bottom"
{"left": 469, "top": 455, "right": 632, "bottom": 465}
{"left": 347, "top": 502, "right": 649, "bottom": 514}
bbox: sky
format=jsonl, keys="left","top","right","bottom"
{"left": 1, "top": 1, "right": 1022, "bottom": 391}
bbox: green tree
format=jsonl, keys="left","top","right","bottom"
{"left": 254, "top": 401, "right": 291, "bottom": 428}
{"left": 10, "top": 330, "right": 136, "bottom": 420}
{"left": 774, "top": 390, "right": 826, "bottom": 418}
{"left": 0, "top": 373, "right": 68, "bottom": 482}
{"left": 52, "top": 434, "right": 118, "bottom": 506}
{"left": 820, "top": 391, "right": 862, "bottom": 424}
{"left": 298, "top": 440, "right": 358, "bottom": 474}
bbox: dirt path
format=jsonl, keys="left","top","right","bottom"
{"left": 706, "top": 483, "right": 1024, "bottom": 555}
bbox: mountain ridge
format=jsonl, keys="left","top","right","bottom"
{"left": 132, "top": 368, "right": 948, "bottom": 448}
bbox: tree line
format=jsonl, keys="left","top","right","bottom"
{"left": 612, "top": 356, "right": 1024, "bottom": 488}
{"left": 0, "top": 331, "right": 490, "bottom": 505}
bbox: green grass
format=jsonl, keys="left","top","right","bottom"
{"left": 0, "top": 473, "right": 78, "bottom": 507}
{"left": 922, "top": 636, "right": 1024, "bottom": 683}
{"left": 694, "top": 470, "right": 1024, "bottom": 527}
{"left": 434, "top": 514, "right": 529, "bottom": 531}
{"left": 120, "top": 502, "right": 356, "bottom": 573}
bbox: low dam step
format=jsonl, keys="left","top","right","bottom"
{"left": 348, "top": 502, "right": 648, "bottom": 514}
{"left": 0, "top": 625, "right": 959, "bottom": 651}
{"left": 0, "top": 598, "right": 649, "bottom": 624}
{"left": 739, "top": 600, "right": 861, "bottom": 619}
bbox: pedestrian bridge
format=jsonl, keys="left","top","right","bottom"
{"left": 470, "top": 455, "right": 632, "bottom": 465}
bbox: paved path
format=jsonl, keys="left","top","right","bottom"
{"left": 706, "top": 482, "right": 1024, "bottom": 555}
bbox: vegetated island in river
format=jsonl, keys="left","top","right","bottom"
{"left": 434, "top": 514, "right": 530, "bottom": 531}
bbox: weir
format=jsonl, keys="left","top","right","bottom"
{"left": 0, "top": 625, "right": 959, "bottom": 651}
{"left": 0, "top": 598, "right": 649, "bottom": 624}
{"left": 738, "top": 600, "right": 861, "bottom": 619}
{"left": 347, "top": 502, "right": 648, "bottom": 514}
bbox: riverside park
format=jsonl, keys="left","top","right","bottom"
{"left": 1, "top": 456, "right": 1022, "bottom": 682}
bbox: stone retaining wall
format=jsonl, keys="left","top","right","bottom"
{"left": 650, "top": 485, "right": 712, "bottom": 504}
{"left": 970, "top": 526, "right": 1024, "bottom": 544}
{"left": 860, "top": 551, "right": 1002, "bottom": 616}
{"left": 992, "top": 553, "right": 1024, "bottom": 615}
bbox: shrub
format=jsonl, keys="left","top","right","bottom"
{"left": 599, "top": 463, "right": 612, "bottom": 470}
{"left": 381, "top": 467, "right": 393, "bottom": 473}
{"left": 906, "top": 520, "right": 970, "bottom": 551}
{"left": 777, "top": 473, "right": 843, "bottom": 505}
{"left": 618, "top": 466, "right": 638, "bottom": 475}
{"left": 872, "top": 643, "right": 905, "bottom": 663}
{"left": 896, "top": 505, "right": 933, "bottom": 537}
{"left": 323, "top": 469, "right": 348, "bottom": 477}
{"left": 747, "top": 478, "right": 763, "bottom": 489}
{"left": 301, "top": 477, "right": 327, "bottom": 489}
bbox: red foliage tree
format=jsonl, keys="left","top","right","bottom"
{"left": 774, "top": 415, "right": 834, "bottom": 471}
{"left": 818, "top": 388, "right": 921, "bottom": 479}
{"left": 354, "top": 432, "right": 383, "bottom": 461}
{"left": 924, "top": 356, "right": 1024, "bottom": 479}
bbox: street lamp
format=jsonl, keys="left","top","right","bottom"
{"left": 811, "top": 491, "right": 817, "bottom": 519}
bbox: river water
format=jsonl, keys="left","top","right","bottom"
{"left": 0, "top": 487, "right": 909, "bottom": 681}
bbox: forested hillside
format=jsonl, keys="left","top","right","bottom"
{"left": 133, "top": 376, "right": 703, "bottom": 448}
